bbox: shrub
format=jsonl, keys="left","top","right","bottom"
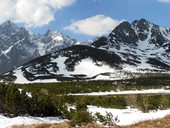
{"left": 95, "top": 112, "right": 119, "bottom": 126}
{"left": 71, "top": 100, "right": 94, "bottom": 126}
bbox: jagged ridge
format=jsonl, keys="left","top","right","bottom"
{"left": 92, "top": 18, "right": 170, "bottom": 72}
{"left": 1, "top": 18, "right": 170, "bottom": 83}
{"left": 0, "top": 21, "right": 77, "bottom": 73}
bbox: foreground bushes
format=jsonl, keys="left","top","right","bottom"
{"left": 63, "top": 94, "right": 170, "bottom": 112}
{"left": 1, "top": 83, "right": 170, "bottom": 117}
{"left": 0, "top": 84, "right": 61, "bottom": 117}
{"left": 1, "top": 80, "right": 170, "bottom": 126}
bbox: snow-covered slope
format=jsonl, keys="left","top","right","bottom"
{"left": 0, "top": 21, "right": 77, "bottom": 73}
{"left": 33, "top": 29, "right": 77, "bottom": 56}
{"left": 2, "top": 45, "right": 135, "bottom": 83}
{"left": 92, "top": 18, "right": 170, "bottom": 72}
{"left": 0, "top": 20, "right": 39, "bottom": 73}
{"left": 1, "top": 19, "right": 170, "bottom": 83}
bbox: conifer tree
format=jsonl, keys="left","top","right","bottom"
{"left": 5, "top": 85, "right": 21, "bottom": 116}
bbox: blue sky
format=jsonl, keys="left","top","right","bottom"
{"left": 1, "top": 0, "right": 170, "bottom": 41}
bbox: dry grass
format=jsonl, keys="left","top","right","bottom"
{"left": 81, "top": 123, "right": 102, "bottom": 128}
{"left": 122, "top": 115, "right": 170, "bottom": 128}
{"left": 12, "top": 115, "right": 170, "bottom": 128}
{"left": 12, "top": 122, "right": 71, "bottom": 128}
{"left": 12, "top": 123, "right": 102, "bottom": 128}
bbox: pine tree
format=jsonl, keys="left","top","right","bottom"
{"left": 18, "top": 90, "right": 31, "bottom": 115}
{"left": 5, "top": 85, "right": 21, "bottom": 116}
{"left": 0, "top": 84, "right": 7, "bottom": 113}
{"left": 71, "top": 100, "right": 93, "bottom": 126}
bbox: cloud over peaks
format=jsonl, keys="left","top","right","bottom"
{"left": 0, "top": 0, "right": 75, "bottom": 27}
{"left": 64, "top": 15, "right": 122, "bottom": 37}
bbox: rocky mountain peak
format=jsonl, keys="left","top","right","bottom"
{"left": 132, "top": 18, "right": 150, "bottom": 31}
{"left": 91, "top": 18, "right": 170, "bottom": 73}
{"left": 114, "top": 21, "right": 132, "bottom": 32}
{"left": 111, "top": 21, "right": 138, "bottom": 44}
{"left": 0, "top": 21, "right": 78, "bottom": 73}
{"left": 45, "top": 29, "right": 59, "bottom": 35}
{"left": 44, "top": 29, "right": 64, "bottom": 41}
{"left": 0, "top": 20, "right": 20, "bottom": 34}
{"left": 132, "top": 18, "right": 150, "bottom": 26}
{"left": 132, "top": 18, "right": 151, "bottom": 41}
{"left": 1, "top": 19, "right": 170, "bottom": 83}
{"left": 1, "top": 20, "right": 15, "bottom": 27}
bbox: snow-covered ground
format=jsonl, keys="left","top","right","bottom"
{"left": 12, "top": 67, "right": 59, "bottom": 84}
{"left": 10, "top": 57, "right": 134, "bottom": 84}
{"left": 72, "top": 59, "right": 115, "bottom": 77}
{"left": 88, "top": 105, "right": 170, "bottom": 126}
{"left": 0, "top": 115, "right": 66, "bottom": 128}
{"left": 1, "top": 105, "right": 170, "bottom": 127}
{"left": 69, "top": 89, "right": 170, "bottom": 96}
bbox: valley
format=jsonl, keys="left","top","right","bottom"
{"left": 0, "top": 74, "right": 170, "bottom": 127}
{"left": 0, "top": 18, "right": 170, "bottom": 128}
{"left": 0, "top": 0, "right": 170, "bottom": 127}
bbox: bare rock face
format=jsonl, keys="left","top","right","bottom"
{"left": 1, "top": 19, "right": 170, "bottom": 83}
{"left": 0, "top": 21, "right": 77, "bottom": 73}
{"left": 92, "top": 18, "right": 170, "bottom": 71}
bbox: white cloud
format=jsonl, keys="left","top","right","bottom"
{"left": 158, "top": 0, "right": 170, "bottom": 3}
{"left": 0, "top": 0, "right": 75, "bottom": 27}
{"left": 15, "top": 0, "right": 54, "bottom": 27}
{"left": 47, "top": 0, "right": 75, "bottom": 9}
{"left": 0, "top": 0, "right": 15, "bottom": 22}
{"left": 64, "top": 15, "right": 122, "bottom": 37}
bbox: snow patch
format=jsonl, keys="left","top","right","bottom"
{"left": 14, "top": 68, "right": 30, "bottom": 84}
{"left": 0, "top": 115, "right": 66, "bottom": 128}
{"left": 14, "top": 67, "right": 59, "bottom": 84}
{"left": 88, "top": 105, "right": 170, "bottom": 126}
{"left": 53, "top": 35, "right": 64, "bottom": 41}
{"left": 72, "top": 59, "right": 115, "bottom": 77}
{"left": 70, "top": 89, "right": 170, "bottom": 96}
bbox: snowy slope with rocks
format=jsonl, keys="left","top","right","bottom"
{"left": 34, "top": 29, "right": 76, "bottom": 56}
{"left": 92, "top": 18, "right": 170, "bottom": 72}
{"left": 1, "top": 18, "right": 170, "bottom": 83}
{"left": 3, "top": 45, "right": 134, "bottom": 83}
{"left": 0, "top": 21, "right": 77, "bottom": 73}
{"left": 0, "top": 20, "right": 39, "bottom": 73}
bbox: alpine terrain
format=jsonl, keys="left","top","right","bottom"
{"left": 0, "top": 20, "right": 77, "bottom": 73}
{"left": 1, "top": 18, "right": 170, "bottom": 83}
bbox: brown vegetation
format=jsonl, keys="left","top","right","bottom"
{"left": 123, "top": 115, "right": 170, "bottom": 128}
{"left": 12, "top": 122, "right": 71, "bottom": 128}
{"left": 13, "top": 115, "right": 170, "bottom": 128}
{"left": 13, "top": 123, "right": 103, "bottom": 128}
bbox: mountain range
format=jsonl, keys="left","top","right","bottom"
{"left": 0, "top": 20, "right": 77, "bottom": 73}
{"left": 92, "top": 18, "right": 170, "bottom": 71}
{"left": 1, "top": 18, "right": 170, "bottom": 83}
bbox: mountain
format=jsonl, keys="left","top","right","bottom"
{"left": 2, "top": 45, "right": 133, "bottom": 83}
{"left": 0, "top": 20, "right": 39, "bottom": 73}
{"left": 1, "top": 18, "right": 170, "bottom": 83}
{"left": 92, "top": 18, "right": 170, "bottom": 72}
{"left": 0, "top": 21, "right": 77, "bottom": 73}
{"left": 34, "top": 29, "right": 77, "bottom": 56}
